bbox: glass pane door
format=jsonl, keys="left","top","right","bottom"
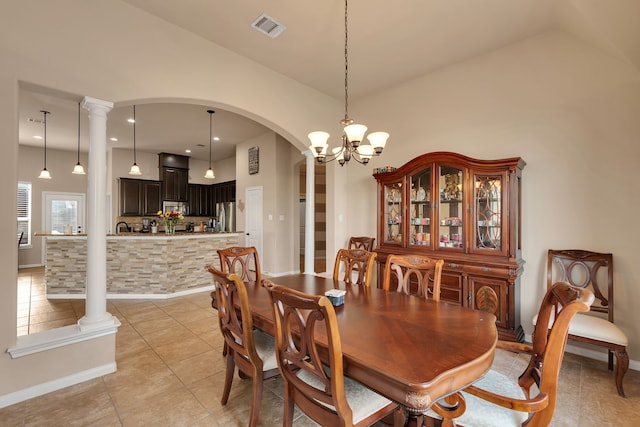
{"left": 383, "top": 182, "right": 403, "bottom": 244}
{"left": 438, "top": 166, "right": 463, "bottom": 249}
{"left": 474, "top": 174, "right": 502, "bottom": 251}
{"left": 409, "top": 167, "right": 431, "bottom": 247}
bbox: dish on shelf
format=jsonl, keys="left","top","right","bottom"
{"left": 416, "top": 187, "right": 426, "bottom": 201}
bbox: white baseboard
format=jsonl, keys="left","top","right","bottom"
{"left": 17, "top": 263, "right": 43, "bottom": 269}
{"left": 523, "top": 333, "right": 639, "bottom": 371}
{"left": 47, "top": 285, "right": 215, "bottom": 300}
{"left": 0, "top": 362, "right": 117, "bottom": 409}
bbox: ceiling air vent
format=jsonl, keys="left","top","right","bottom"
{"left": 251, "top": 13, "right": 286, "bottom": 39}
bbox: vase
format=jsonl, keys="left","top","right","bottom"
{"left": 165, "top": 222, "right": 175, "bottom": 235}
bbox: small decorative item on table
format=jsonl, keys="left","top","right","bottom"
{"left": 157, "top": 210, "right": 184, "bottom": 235}
{"left": 325, "top": 289, "right": 346, "bottom": 307}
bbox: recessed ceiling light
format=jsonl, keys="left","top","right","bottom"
{"left": 127, "top": 118, "right": 135, "bottom": 123}
{"left": 185, "top": 149, "right": 191, "bottom": 153}
{"left": 213, "top": 136, "right": 220, "bottom": 141}
{"left": 34, "top": 135, "right": 43, "bottom": 140}
{"left": 110, "top": 137, "right": 118, "bottom": 142}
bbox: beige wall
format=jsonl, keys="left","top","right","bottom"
{"left": 343, "top": 30, "right": 640, "bottom": 361}
{"left": 1, "top": 0, "right": 336, "bottom": 400}
{"left": 2, "top": 0, "right": 639, "bottom": 404}
{"left": 235, "top": 132, "right": 304, "bottom": 275}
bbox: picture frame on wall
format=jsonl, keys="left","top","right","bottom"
{"left": 248, "top": 146, "right": 259, "bottom": 174}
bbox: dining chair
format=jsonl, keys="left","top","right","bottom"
{"left": 333, "top": 248, "right": 377, "bottom": 286}
{"left": 426, "top": 281, "right": 594, "bottom": 427}
{"left": 263, "top": 280, "right": 404, "bottom": 427}
{"left": 207, "top": 266, "right": 279, "bottom": 427}
{"left": 348, "top": 236, "right": 376, "bottom": 251}
{"left": 218, "top": 246, "right": 261, "bottom": 282}
{"left": 382, "top": 254, "right": 444, "bottom": 300}
{"left": 537, "top": 249, "right": 628, "bottom": 397}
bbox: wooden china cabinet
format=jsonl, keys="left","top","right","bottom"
{"left": 374, "top": 151, "right": 526, "bottom": 341}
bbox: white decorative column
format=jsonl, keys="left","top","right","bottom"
{"left": 79, "top": 96, "right": 116, "bottom": 331}
{"left": 304, "top": 150, "right": 316, "bottom": 274}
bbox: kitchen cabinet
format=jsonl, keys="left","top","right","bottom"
{"left": 188, "top": 184, "right": 213, "bottom": 216}
{"left": 161, "top": 167, "right": 188, "bottom": 202}
{"left": 374, "top": 151, "right": 525, "bottom": 341}
{"left": 211, "top": 180, "right": 236, "bottom": 205}
{"left": 119, "top": 178, "right": 161, "bottom": 216}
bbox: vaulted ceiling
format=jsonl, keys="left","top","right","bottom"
{"left": 18, "top": 0, "right": 640, "bottom": 161}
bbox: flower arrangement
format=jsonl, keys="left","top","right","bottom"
{"left": 157, "top": 210, "right": 184, "bottom": 234}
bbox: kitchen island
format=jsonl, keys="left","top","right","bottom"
{"left": 41, "top": 232, "right": 244, "bottom": 297}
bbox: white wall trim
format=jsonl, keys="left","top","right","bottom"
{"left": 0, "top": 362, "right": 117, "bottom": 409}
{"left": 7, "top": 321, "right": 120, "bottom": 358}
{"left": 523, "top": 334, "right": 639, "bottom": 371}
{"left": 46, "top": 285, "right": 215, "bottom": 300}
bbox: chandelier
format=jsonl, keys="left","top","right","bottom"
{"left": 308, "top": 0, "right": 388, "bottom": 166}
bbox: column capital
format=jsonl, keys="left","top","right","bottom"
{"left": 82, "top": 96, "right": 113, "bottom": 115}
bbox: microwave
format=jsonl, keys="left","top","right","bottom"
{"left": 162, "top": 201, "right": 188, "bottom": 215}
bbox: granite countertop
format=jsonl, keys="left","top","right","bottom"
{"left": 37, "top": 231, "right": 242, "bottom": 237}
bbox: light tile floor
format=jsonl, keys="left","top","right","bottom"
{"left": 4, "top": 267, "right": 639, "bottom": 426}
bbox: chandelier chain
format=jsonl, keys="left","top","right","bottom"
{"left": 344, "top": 0, "right": 349, "bottom": 122}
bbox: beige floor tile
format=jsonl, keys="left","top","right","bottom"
{"left": 0, "top": 402, "right": 25, "bottom": 427}
{"left": 119, "top": 387, "right": 209, "bottom": 426}
{"left": 131, "top": 314, "right": 181, "bottom": 336}
{"left": 168, "top": 349, "right": 226, "bottom": 385}
{"left": 152, "top": 333, "right": 212, "bottom": 365}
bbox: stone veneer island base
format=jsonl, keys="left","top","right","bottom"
{"left": 43, "top": 233, "right": 243, "bottom": 298}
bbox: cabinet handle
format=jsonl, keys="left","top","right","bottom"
{"left": 448, "top": 263, "right": 459, "bottom": 268}
{"left": 467, "top": 292, "right": 472, "bottom": 305}
{"left": 480, "top": 267, "right": 490, "bottom": 272}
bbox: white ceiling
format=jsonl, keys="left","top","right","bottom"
{"left": 18, "top": 0, "right": 639, "bottom": 161}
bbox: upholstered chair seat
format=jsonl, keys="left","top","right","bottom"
{"left": 425, "top": 370, "right": 528, "bottom": 427}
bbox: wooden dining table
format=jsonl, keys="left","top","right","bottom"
{"left": 237, "top": 273, "right": 497, "bottom": 424}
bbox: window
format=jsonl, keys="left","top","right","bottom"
{"left": 17, "top": 182, "right": 31, "bottom": 246}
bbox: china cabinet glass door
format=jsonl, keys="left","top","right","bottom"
{"left": 383, "top": 182, "right": 403, "bottom": 244}
{"left": 474, "top": 174, "right": 502, "bottom": 251}
{"left": 438, "top": 165, "right": 463, "bottom": 249}
{"left": 409, "top": 167, "right": 431, "bottom": 247}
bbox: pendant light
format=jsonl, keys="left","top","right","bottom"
{"left": 129, "top": 104, "right": 142, "bottom": 176}
{"left": 38, "top": 110, "right": 52, "bottom": 179}
{"left": 72, "top": 102, "right": 86, "bottom": 174}
{"left": 204, "top": 109, "right": 215, "bottom": 179}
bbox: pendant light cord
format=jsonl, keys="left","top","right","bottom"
{"left": 77, "top": 102, "right": 81, "bottom": 163}
{"left": 41, "top": 110, "right": 49, "bottom": 168}
{"left": 133, "top": 105, "right": 137, "bottom": 164}
{"left": 207, "top": 109, "right": 215, "bottom": 169}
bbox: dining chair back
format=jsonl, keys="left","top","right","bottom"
{"left": 428, "top": 281, "right": 594, "bottom": 427}
{"left": 332, "top": 248, "right": 377, "bottom": 286}
{"left": 218, "top": 246, "right": 261, "bottom": 282}
{"left": 544, "top": 249, "right": 628, "bottom": 396}
{"left": 207, "top": 266, "right": 279, "bottom": 427}
{"left": 348, "top": 236, "right": 375, "bottom": 251}
{"left": 382, "top": 254, "right": 444, "bottom": 301}
{"left": 263, "top": 281, "right": 402, "bottom": 427}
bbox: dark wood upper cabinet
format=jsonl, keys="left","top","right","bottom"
{"left": 161, "top": 167, "right": 188, "bottom": 202}
{"left": 120, "top": 178, "right": 162, "bottom": 216}
{"left": 159, "top": 152, "right": 189, "bottom": 202}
